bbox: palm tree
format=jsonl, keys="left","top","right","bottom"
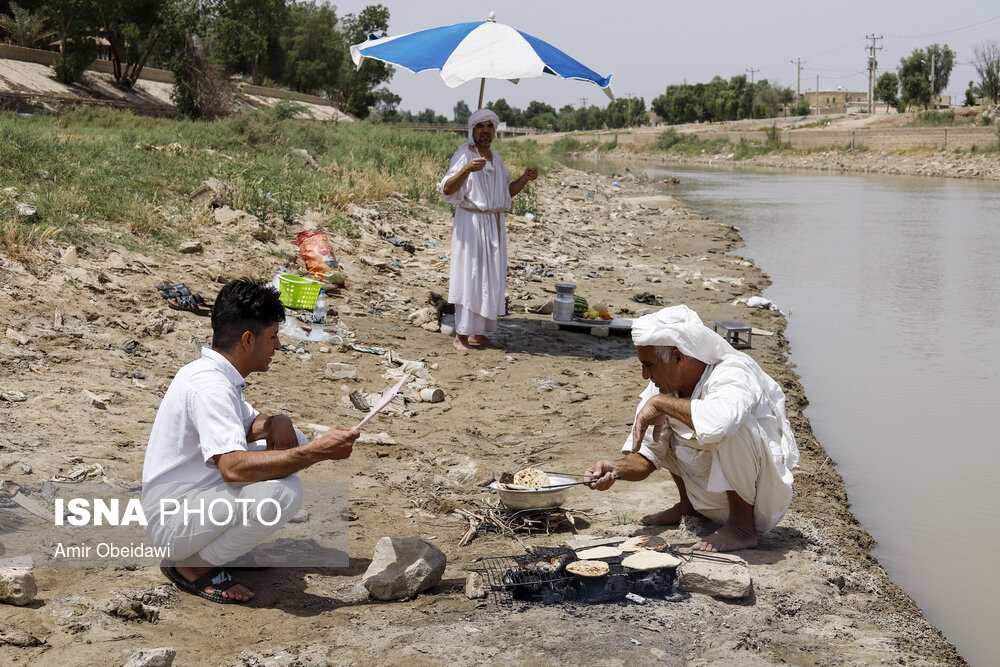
{"left": 0, "top": 2, "right": 55, "bottom": 49}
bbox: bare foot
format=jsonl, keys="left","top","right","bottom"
{"left": 453, "top": 335, "right": 475, "bottom": 351}
{"left": 175, "top": 565, "right": 255, "bottom": 602}
{"left": 469, "top": 334, "right": 502, "bottom": 348}
{"left": 693, "top": 522, "right": 758, "bottom": 552}
{"left": 641, "top": 501, "right": 697, "bottom": 526}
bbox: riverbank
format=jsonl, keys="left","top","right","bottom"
{"left": 0, "top": 156, "right": 965, "bottom": 663}
{"left": 613, "top": 142, "right": 1000, "bottom": 181}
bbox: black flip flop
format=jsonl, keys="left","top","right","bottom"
{"left": 163, "top": 565, "right": 247, "bottom": 604}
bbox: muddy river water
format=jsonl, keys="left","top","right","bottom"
{"left": 571, "top": 160, "right": 999, "bottom": 665}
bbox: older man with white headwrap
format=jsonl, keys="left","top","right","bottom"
{"left": 585, "top": 305, "right": 799, "bottom": 552}
{"left": 441, "top": 108, "right": 538, "bottom": 351}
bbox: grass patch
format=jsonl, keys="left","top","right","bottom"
{"left": 908, "top": 109, "right": 967, "bottom": 127}
{"left": 0, "top": 109, "right": 552, "bottom": 260}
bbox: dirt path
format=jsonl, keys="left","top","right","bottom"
{"left": 0, "top": 165, "right": 965, "bottom": 665}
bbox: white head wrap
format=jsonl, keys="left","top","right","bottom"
{"left": 467, "top": 108, "right": 500, "bottom": 145}
{"left": 631, "top": 305, "right": 737, "bottom": 364}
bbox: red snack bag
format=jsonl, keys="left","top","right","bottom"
{"left": 293, "top": 230, "right": 345, "bottom": 286}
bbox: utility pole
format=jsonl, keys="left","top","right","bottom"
{"left": 746, "top": 67, "right": 758, "bottom": 85}
{"left": 625, "top": 91, "right": 633, "bottom": 125}
{"left": 866, "top": 34, "right": 883, "bottom": 114}
{"left": 790, "top": 58, "right": 805, "bottom": 97}
{"left": 579, "top": 97, "right": 588, "bottom": 109}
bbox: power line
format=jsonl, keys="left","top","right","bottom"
{"left": 891, "top": 13, "right": 1000, "bottom": 40}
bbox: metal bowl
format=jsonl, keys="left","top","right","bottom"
{"left": 489, "top": 475, "right": 574, "bottom": 510}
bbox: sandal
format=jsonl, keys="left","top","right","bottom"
{"left": 156, "top": 282, "right": 213, "bottom": 316}
{"left": 164, "top": 565, "right": 247, "bottom": 604}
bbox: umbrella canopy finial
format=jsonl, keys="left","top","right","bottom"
{"left": 487, "top": 11, "right": 495, "bottom": 22}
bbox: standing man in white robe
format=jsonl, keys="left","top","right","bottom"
{"left": 585, "top": 305, "right": 799, "bottom": 552}
{"left": 441, "top": 108, "right": 538, "bottom": 351}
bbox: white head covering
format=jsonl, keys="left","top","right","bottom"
{"left": 631, "top": 305, "right": 737, "bottom": 364}
{"left": 467, "top": 108, "right": 500, "bottom": 145}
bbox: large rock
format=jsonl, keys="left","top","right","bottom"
{"left": 676, "top": 552, "right": 752, "bottom": 599}
{"left": 189, "top": 177, "right": 231, "bottom": 208}
{"left": 362, "top": 537, "right": 446, "bottom": 600}
{"left": 122, "top": 647, "right": 176, "bottom": 667}
{"left": 0, "top": 568, "right": 38, "bottom": 605}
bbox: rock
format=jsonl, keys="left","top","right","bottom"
{"left": 190, "top": 177, "right": 230, "bottom": 208}
{"left": 82, "top": 389, "right": 107, "bottom": 410}
{"left": 357, "top": 431, "right": 396, "bottom": 446}
{"left": 324, "top": 362, "right": 357, "bottom": 380}
{"left": 1, "top": 391, "right": 26, "bottom": 402}
{"left": 362, "top": 536, "right": 446, "bottom": 600}
{"left": 0, "top": 568, "right": 38, "bottom": 605}
{"left": 407, "top": 307, "right": 437, "bottom": 327}
{"left": 122, "top": 647, "right": 176, "bottom": 667}
{"left": 0, "top": 627, "right": 44, "bottom": 647}
{"left": 291, "top": 148, "right": 320, "bottom": 170}
{"left": 178, "top": 240, "right": 203, "bottom": 254}
{"left": 61, "top": 246, "right": 78, "bottom": 266}
{"left": 5, "top": 328, "right": 29, "bottom": 346}
{"left": 676, "top": 552, "right": 752, "bottom": 599}
{"left": 465, "top": 571, "right": 489, "bottom": 599}
{"left": 528, "top": 297, "right": 554, "bottom": 314}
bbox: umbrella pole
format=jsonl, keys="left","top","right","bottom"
{"left": 478, "top": 78, "right": 485, "bottom": 109}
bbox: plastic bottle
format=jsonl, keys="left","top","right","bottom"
{"left": 272, "top": 266, "right": 286, "bottom": 293}
{"left": 308, "top": 290, "right": 330, "bottom": 342}
{"left": 312, "top": 290, "right": 328, "bottom": 326}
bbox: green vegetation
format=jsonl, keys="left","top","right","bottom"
{"left": 908, "top": 110, "right": 967, "bottom": 126}
{"left": 0, "top": 107, "right": 551, "bottom": 255}
{"left": 651, "top": 74, "right": 795, "bottom": 124}
{"left": 652, "top": 128, "right": 731, "bottom": 156}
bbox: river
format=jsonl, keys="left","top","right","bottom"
{"left": 572, "top": 160, "right": 998, "bottom": 665}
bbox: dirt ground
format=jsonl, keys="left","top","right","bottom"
{"left": 0, "top": 163, "right": 965, "bottom": 665}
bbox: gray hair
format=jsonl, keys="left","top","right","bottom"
{"left": 651, "top": 345, "right": 677, "bottom": 364}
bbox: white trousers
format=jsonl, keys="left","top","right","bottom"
{"left": 659, "top": 432, "right": 786, "bottom": 533}
{"left": 454, "top": 303, "right": 497, "bottom": 336}
{"left": 146, "top": 476, "right": 303, "bottom": 566}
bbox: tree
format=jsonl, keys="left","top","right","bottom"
{"left": 158, "top": 0, "right": 234, "bottom": 119}
{"left": 46, "top": 0, "right": 99, "bottom": 84}
{"left": 0, "top": 2, "right": 54, "bottom": 47}
{"left": 875, "top": 71, "right": 899, "bottom": 111}
{"left": 95, "top": 0, "right": 168, "bottom": 89}
{"left": 276, "top": 0, "right": 342, "bottom": 95}
{"left": 372, "top": 87, "right": 400, "bottom": 120}
{"left": 453, "top": 99, "right": 470, "bottom": 124}
{"left": 210, "top": 0, "right": 287, "bottom": 86}
{"left": 898, "top": 44, "right": 955, "bottom": 110}
{"left": 337, "top": 4, "right": 392, "bottom": 118}
{"left": 486, "top": 98, "right": 522, "bottom": 126}
{"left": 972, "top": 40, "right": 1000, "bottom": 104}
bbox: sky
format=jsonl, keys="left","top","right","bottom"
{"left": 331, "top": 0, "right": 1000, "bottom": 118}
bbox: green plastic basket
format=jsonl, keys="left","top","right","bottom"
{"left": 278, "top": 273, "right": 321, "bottom": 310}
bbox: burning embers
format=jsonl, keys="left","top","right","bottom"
{"left": 475, "top": 545, "right": 685, "bottom": 606}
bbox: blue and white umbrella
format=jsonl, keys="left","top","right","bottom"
{"left": 350, "top": 12, "right": 613, "bottom": 107}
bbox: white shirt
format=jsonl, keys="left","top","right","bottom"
{"left": 142, "top": 347, "right": 259, "bottom": 487}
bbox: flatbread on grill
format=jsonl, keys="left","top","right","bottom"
{"left": 574, "top": 545, "right": 622, "bottom": 560}
{"left": 566, "top": 560, "right": 610, "bottom": 577}
{"left": 502, "top": 467, "right": 549, "bottom": 490}
{"left": 620, "top": 535, "right": 669, "bottom": 553}
{"left": 621, "top": 549, "right": 682, "bottom": 570}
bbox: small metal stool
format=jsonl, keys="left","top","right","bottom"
{"left": 713, "top": 320, "right": 752, "bottom": 349}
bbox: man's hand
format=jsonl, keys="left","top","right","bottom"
{"left": 466, "top": 157, "right": 488, "bottom": 173}
{"left": 521, "top": 167, "right": 538, "bottom": 181}
{"left": 312, "top": 425, "right": 359, "bottom": 461}
{"left": 584, "top": 460, "right": 619, "bottom": 491}
{"left": 631, "top": 399, "right": 669, "bottom": 453}
{"left": 265, "top": 415, "right": 298, "bottom": 450}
